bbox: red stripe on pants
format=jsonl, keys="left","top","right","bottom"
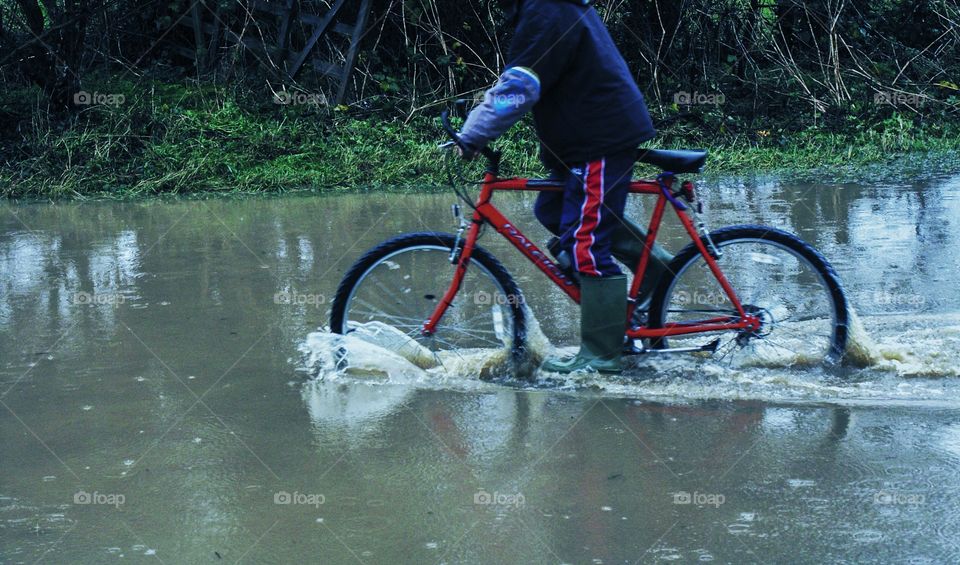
{"left": 573, "top": 159, "right": 605, "bottom": 276}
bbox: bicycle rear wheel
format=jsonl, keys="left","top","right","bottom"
{"left": 648, "top": 225, "right": 848, "bottom": 366}
{"left": 330, "top": 232, "right": 526, "bottom": 366}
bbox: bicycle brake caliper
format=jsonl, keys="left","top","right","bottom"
{"left": 450, "top": 204, "right": 466, "bottom": 264}
{"left": 697, "top": 213, "right": 723, "bottom": 261}
{"left": 699, "top": 221, "right": 722, "bottom": 261}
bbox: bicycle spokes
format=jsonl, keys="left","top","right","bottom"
{"left": 657, "top": 236, "right": 841, "bottom": 366}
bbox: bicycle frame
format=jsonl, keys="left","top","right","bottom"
{"left": 422, "top": 171, "right": 761, "bottom": 341}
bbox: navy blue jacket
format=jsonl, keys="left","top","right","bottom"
{"left": 459, "top": 0, "right": 657, "bottom": 168}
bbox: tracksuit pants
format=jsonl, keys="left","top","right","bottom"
{"left": 534, "top": 149, "right": 635, "bottom": 277}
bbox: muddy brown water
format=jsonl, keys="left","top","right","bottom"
{"left": 2, "top": 174, "right": 960, "bottom": 563}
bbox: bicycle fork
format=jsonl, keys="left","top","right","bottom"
{"left": 449, "top": 204, "right": 467, "bottom": 264}
{"left": 421, "top": 207, "right": 482, "bottom": 337}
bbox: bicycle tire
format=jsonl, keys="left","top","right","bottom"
{"left": 330, "top": 232, "right": 528, "bottom": 369}
{"left": 647, "top": 224, "right": 849, "bottom": 364}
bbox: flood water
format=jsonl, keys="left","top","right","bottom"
{"left": 2, "top": 173, "right": 960, "bottom": 563}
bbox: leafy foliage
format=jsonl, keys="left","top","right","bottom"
{"left": 1, "top": 1, "right": 959, "bottom": 197}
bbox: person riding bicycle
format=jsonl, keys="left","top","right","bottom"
{"left": 456, "top": 0, "right": 675, "bottom": 374}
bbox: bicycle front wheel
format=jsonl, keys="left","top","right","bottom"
{"left": 330, "top": 232, "right": 526, "bottom": 364}
{"left": 648, "top": 225, "right": 849, "bottom": 366}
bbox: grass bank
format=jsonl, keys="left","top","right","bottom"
{"left": 2, "top": 80, "right": 959, "bottom": 199}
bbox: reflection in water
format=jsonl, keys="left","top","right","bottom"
{"left": 303, "top": 380, "right": 415, "bottom": 439}
{"left": 2, "top": 174, "right": 960, "bottom": 562}
{"left": 302, "top": 391, "right": 958, "bottom": 563}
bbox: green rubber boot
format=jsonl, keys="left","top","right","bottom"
{"left": 541, "top": 275, "right": 627, "bottom": 374}
{"left": 610, "top": 217, "right": 675, "bottom": 308}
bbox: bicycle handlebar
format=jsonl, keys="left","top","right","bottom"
{"left": 440, "top": 110, "right": 501, "bottom": 175}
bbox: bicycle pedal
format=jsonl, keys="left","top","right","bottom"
{"left": 546, "top": 238, "right": 579, "bottom": 282}
{"left": 623, "top": 339, "right": 645, "bottom": 356}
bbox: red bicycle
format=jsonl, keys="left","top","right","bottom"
{"left": 330, "top": 112, "right": 849, "bottom": 374}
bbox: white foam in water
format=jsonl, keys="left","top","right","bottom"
{"left": 300, "top": 307, "right": 553, "bottom": 384}
{"left": 850, "top": 311, "right": 960, "bottom": 378}
{"left": 844, "top": 307, "right": 886, "bottom": 367}
{"left": 346, "top": 321, "right": 439, "bottom": 370}
{"left": 299, "top": 331, "right": 427, "bottom": 382}
{"left": 298, "top": 308, "right": 960, "bottom": 405}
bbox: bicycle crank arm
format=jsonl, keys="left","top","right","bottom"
{"left": 624, "top": 338, "right": 721, "bottom": 356}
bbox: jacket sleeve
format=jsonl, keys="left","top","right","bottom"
{"left": 458, "top": 67, "right": 540, "bottom": 151}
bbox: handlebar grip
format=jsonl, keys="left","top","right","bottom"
{"left": 440, "top": 111, "right": 462, "bottom": 148}
{"left": 440, "top": 110, "right": 500, "bottom": 172}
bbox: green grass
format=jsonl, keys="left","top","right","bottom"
{"left": 1, "top": 79, "right": 958, "bottom": 200}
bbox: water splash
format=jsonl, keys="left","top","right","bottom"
{"left": 851, "top": 312, "right": 960, "bottom": 378}
{"left": 844, "top": 307, "right": 885, "bottom": 367}
{"left": 300, "top": 307, "right": 554, "bottom": 385}
{"left": 298, "top": 308, "right": 960, "bottom": 404}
